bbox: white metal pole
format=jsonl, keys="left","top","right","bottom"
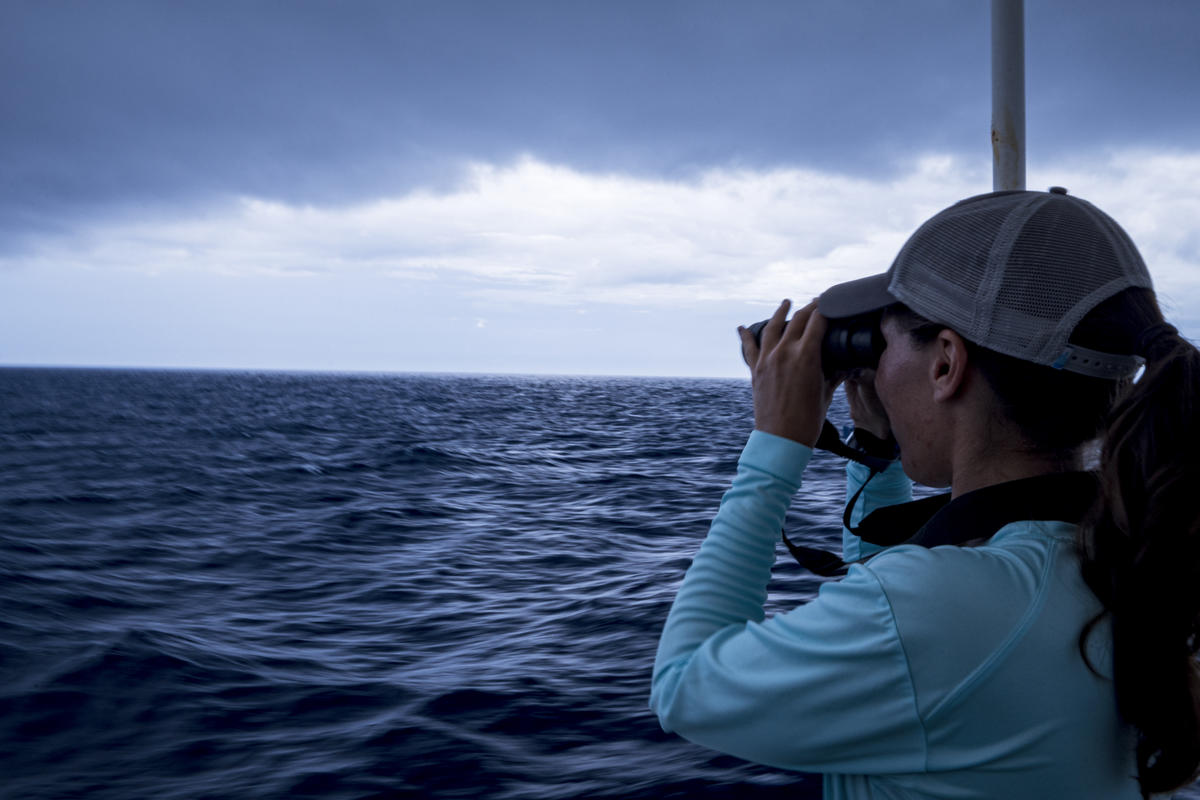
{"left": 991, "top": 0, "right": 1026, "bottom": 191}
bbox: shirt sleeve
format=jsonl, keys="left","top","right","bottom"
{"left": 650, "top": 431, "right": 927, "bottom": 774}
{"left": 842, "top": 459, "right": 913, "bottom": 562}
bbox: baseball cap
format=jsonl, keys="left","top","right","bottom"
{"left": 818, "top": 187, "right": 1153, "bottom": 379}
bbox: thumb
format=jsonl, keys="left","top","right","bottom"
{"left": 738, "top": 325, "right": 759, "bottom": 368}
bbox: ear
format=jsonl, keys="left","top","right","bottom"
{"left": 929, "top": 329, "right": 970, "bottom": 403}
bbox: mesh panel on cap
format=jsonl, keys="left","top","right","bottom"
{"left": 991, "top": 200, "right": 1129, "bottom": 361}
{"left": 889, "top": 198, "right": 1024, "bottom": 342}
{"left": 993, "top": 200, "right": 1152, "bottom": 362}
{"left": 888, "top": 191, "right": 1154, "bottom": 369}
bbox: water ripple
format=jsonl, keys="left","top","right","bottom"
{"left": 3, "top": 368, "right": 1181, "bottom": 799}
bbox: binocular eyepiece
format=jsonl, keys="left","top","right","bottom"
{"left": 745, "top": 311, "right": 885, "bottom": 376}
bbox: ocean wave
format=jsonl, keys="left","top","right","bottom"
{"left": 3, "top": 369, "right": 1190, "bottom": 799}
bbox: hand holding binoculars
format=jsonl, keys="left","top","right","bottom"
{"left": 743, "top": 311, "right": 886, "bottom": 377}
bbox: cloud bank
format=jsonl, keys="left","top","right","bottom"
{"left": 11, "top": 151, "right": 1199, "bottom": 323}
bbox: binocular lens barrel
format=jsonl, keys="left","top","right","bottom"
{"left": 745, "top": 314, "right": 885, "bottom": 375}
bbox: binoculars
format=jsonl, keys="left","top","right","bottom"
{"left": 744, "top": 311, "right": 885, "bottom": 376}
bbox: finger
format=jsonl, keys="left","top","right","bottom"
{"left": 738, "top": 325, "right": 758, "bottom": 368}
{"left": 843, "top": 379, "right": 863, "bottom": 413}
{"left": 796, "top": 306, "right": 828, "bottom": 361}
{"left": 844, "top": 372, "right": 868, "bottom": 397}
{"left": 780, "top": 298, "right": 818, "bottom": 344}
{"left": 850, "top": 370, "right": 881, "bottom": 407}
{"left": 758, "top": 299, "right": 791, "bottom": 354}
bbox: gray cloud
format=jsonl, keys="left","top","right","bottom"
{"left": 2, "top": 0, "right": 1197, "bottom": 247}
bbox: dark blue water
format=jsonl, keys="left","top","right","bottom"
{"left": 4, "top": 368, "right": 1196, "bottom": 800}
{"left": 2, "top": 369, "right": 851, "bottom": 800}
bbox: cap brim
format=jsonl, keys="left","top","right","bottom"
{"left": 818, "top": 273, "right": 895, "bottom": 319}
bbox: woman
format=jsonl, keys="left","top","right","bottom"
{"left": 649, "top": 188, "right": 1200, "bottom": 798}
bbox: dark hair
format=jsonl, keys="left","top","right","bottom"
{"left": 892, "top": 290, "right": 1200, "bottom": 796}
{"left": 1077, "top": 290, "right": 1200, "bottom": 797}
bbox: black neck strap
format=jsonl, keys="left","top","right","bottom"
{"left": 855, "top": 471, "right": 1098, "bottom": 548}
{"left": 785, "top": 471, "right": 1098, "bottom": 576}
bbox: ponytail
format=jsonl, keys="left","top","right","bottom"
{"left": 1080, "top": 311, "right": 1200, "bottom": 796}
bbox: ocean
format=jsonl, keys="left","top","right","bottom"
{"left": 1, "top": 368, "right": 1196, "bottom": 800}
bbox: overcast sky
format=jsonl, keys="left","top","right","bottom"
{"left": 3, "top": 0, "right": 1198, "bottom": 377}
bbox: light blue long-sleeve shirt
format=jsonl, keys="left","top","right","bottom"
{"left": 650, "top": 430, "right": 1137, "bottom": 799}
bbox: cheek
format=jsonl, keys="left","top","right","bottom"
{"left": 874, "top": 348, "right": 925, "bottom": 446}
{"left": 873, "top": 353, "right": 902, "bottom": 416}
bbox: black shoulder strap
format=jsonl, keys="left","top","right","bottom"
{"left": 900, "top": 471, "right": 1098, "bottom": 549}
{"left": 784, "top": 471, "right": 1098, "bottom": 576}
